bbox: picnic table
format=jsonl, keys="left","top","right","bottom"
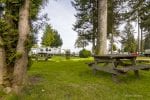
{"left": 87, "top": 54, "right": 150, "bottom": 81}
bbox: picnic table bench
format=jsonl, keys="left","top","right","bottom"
{"left": 87, "top": 54, "right": 150, "bottom": 81}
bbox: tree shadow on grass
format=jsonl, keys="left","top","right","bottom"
{"left": 78, "top": 70, "right": 111, "bottom": 82}
{"left": 118, "top": 71, "right": 147, "bottom": 83}
{"left": 79, "top": 69, "right": 145, "bottom": 84}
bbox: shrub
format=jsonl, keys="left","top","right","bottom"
{"left": 79, "top": 49, "right": 91, "bottom": 58}
{"left": 65, "top": 50, "right": 70, "bottom": 59}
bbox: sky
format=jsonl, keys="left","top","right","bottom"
{"left": 39, "top": 0, "right": 91, "bottom": 52}
{"left": 39, "top": 0, "right": 139, "bottom": 52}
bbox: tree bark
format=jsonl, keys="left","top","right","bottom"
{"left": 137, "top": 11, "right": 140, "bottom": 53}
{"left": 92, "top": 0, "right": 98, "bottom": 54}
{"left": 110, "top": 33, "right": 114, "bottom": 54}
{"left": 141, "top": 27, "right": 143, "bottom": 52}
{"left": 96, "top": 0, "right": 107, "bottom": 55}
{"left": 12, "top": 0, "right": 30, "bottom": 94}
{"left": 0, "top": 36, "right": 7, "bottom": 85}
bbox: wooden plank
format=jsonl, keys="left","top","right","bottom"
{"left": 136, "top": 60, "right": 150, "bottom": 63}
{"left": 94, "top": 55, "right": 137, "bottom": 59}
{"left": 91, "top": 65, "right": 120, "bottom": 75}
{"left": 86, "top": 62, "right": 95, "bottom": 66}
{"left": 114, "top": 65, "right": 150, "bottom": 73}
{"left": 96, "top": 60, "right": 113, "bottom": 63}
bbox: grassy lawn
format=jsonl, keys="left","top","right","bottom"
{"left": 1, "top": 56, "right": 150, "bottom": 100}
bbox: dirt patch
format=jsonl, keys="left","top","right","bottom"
{"left": 29, "top": 74, "right": 43, "bottom": 85}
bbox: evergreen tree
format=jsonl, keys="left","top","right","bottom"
{"left": 72, "top": 0, "right": 97, "bottom": 52}
{"left": 121, "top": 22, "right": 136, "bottom": 53}
{"left": 119, "top": 0, "right": 150, "bottom": 52}
{"left": 124, "top": 0, "right": 150, "bottom": 31}
{"left": 42, "top": 25, "right": 63, "bottom": 48}
{"left": 51, "top": 30, "right": 63, "bottom": 48}
{"left": 72, "top": 0, "right": 121, "bottom": 54}
{"left": 42, "top": 24, "right": 55, "bottom": 46}
{"left": 74, "top": 35, "right": 89, "bottom": 49}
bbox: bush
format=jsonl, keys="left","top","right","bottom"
{"left": 79, "top": 49, "right": 91, "bottom": 58}
{"left": 65, "top": 50, "right": 71, "bottom": 59}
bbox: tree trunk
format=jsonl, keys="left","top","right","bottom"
{"left": 92, "top": 0, "right": 98, "bottom": 54}
{"left": 141, "top": 27, "right": 143, "bottom": 52}
{"left": 137, "top": 11, "right": 140, "bottom": 53}
{"left": 12, "top": 0, "right": 30, "bottom": 94}
{"left": 96, "top": 0, "right": 107, "bottom": 55}
{"left": 0, "top": 36, "right": 7, "bottom": 85}
{"left": 110, "top": 33, "right": 114, "bottom": 54}
{"left": 92, "top": 36, "right": 96, "bottom": 54}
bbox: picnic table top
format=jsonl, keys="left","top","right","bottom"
{"left": 94, "top": 54, "right": 137, "bottom": 59}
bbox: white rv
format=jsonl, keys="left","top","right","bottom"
{"left": 30, "top": 47, "right": 61, "bottom": 55}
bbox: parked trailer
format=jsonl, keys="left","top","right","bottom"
{"left": 144, "top": 49, "right": 150, "bottom": 57}
{"left": 30, "top": 47, "right": 61, "bottom": 55}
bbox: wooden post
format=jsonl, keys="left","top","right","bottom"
{"left": 132, "top": 57, "right": 139, "bottom": 78}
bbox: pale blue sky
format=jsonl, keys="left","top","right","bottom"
{"left": 40, "top": 0, "right": 91, "bottom": 52}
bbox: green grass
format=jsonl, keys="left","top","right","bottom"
{"left": 1, "top": 56, "right": 150, "bottom": 100}
{"left": 137, "top": 56, "right": 150, "bottom": 60}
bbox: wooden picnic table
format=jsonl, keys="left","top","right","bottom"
{"left": 87, "top": 54, "right": 150, "bottom": 81}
